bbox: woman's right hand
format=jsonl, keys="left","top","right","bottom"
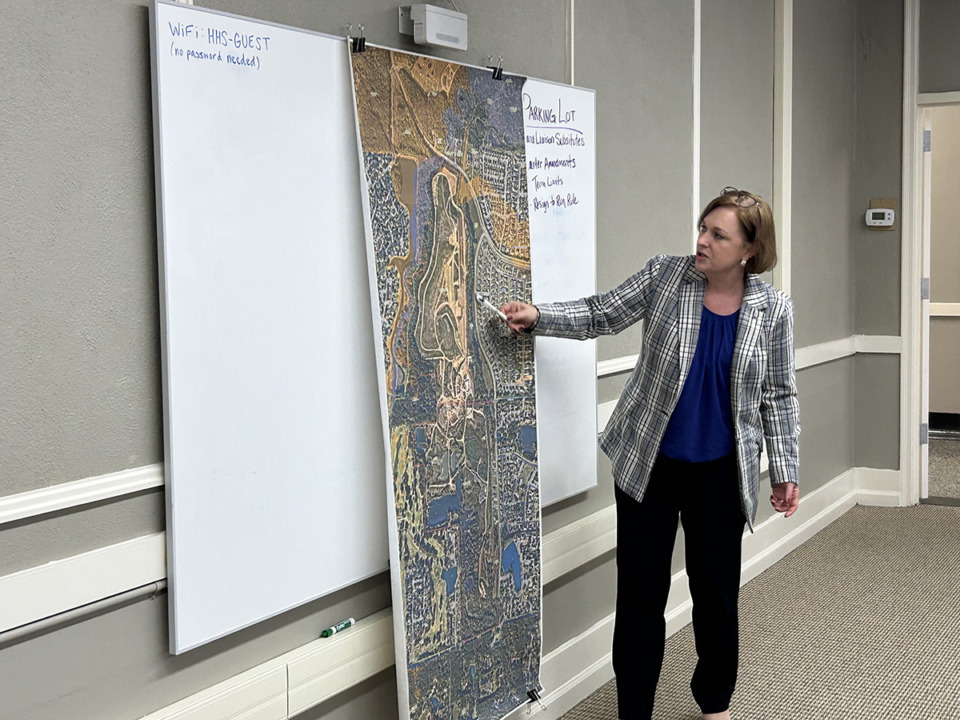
{"left": 500, "top": 301, "right": 539, "bottom": 334}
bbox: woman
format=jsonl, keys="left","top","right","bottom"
{"left": 501, "top": 188, "right": 800, "bottom": 720}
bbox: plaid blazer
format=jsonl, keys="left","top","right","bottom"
{"left": 534, "top": 254, "right": 800, "bottom": 529}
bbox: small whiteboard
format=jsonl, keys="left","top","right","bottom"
{"left": 151, "top": 1, "right": 387, "bottom": 653}
{"left": 524, "top": 79, "right": 599, "bottom": 506}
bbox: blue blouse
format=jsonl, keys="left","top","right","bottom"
{"left": 658, "top": 305, "right": 739, "bottom": 463}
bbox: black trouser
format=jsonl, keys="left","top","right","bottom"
{"left": 612, "top": 453, "right": 746, "bottom": 719}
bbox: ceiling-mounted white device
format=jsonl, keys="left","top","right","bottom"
{"left": 864, "top": 208, "right": 895, "bottom": 228}
{"left": 399, "top": 4, "right": 468, "bottom": 51}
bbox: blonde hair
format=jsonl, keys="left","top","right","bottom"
{"left": 698, "top": 191, "right": 777, "bottom": 274}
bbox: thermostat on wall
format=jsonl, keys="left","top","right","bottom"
{"left": 865, "top": 208, "right": 895, "bottom": 227}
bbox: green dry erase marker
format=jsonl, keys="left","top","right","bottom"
{"left": 321, "top": 617, "right": 355, "bottom": 638}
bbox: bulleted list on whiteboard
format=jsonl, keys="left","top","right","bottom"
{"left": 522, "top": 79, "right": 598, "bottom": 507}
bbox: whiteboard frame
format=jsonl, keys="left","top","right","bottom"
{"left": 150, "top": 0, "right": 388, "bottom": 654}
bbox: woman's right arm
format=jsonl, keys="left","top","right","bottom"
{"left": 501, "top": 255, "right": 666, "bottom": 340}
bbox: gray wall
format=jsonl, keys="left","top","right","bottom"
{"left": 854, "top": 0, "right": 903, "bottom": 338}
{"left": 700, "top": 0, "right": 775, "bottom": 207}
{"left": 0, "top": 0, "right": 907, "bottom": 718}
{"left": 853, "top": 0, "right": 903, "bottom": 469}
{"left": 789, "top": 0, "right": 859, "bottom": 487}
{"left": 919, "top": 0, "right": 960, "bottom": 94}
{"left": 855, "top": 354, "right": 902, "bottom": 469}
{"left": 580, "top": 0, "right": 694, "bottom": 364}
{"left": 0, "top": 1, "right": 162, "bottom": 496}
{"left": 791, "top": 0, "right": 857, "bottom": 349}
{"left": 798, "top": 359, "right": 855, "bottom": 495}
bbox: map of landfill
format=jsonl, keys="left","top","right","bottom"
{"left": 351, "top": 47, "right": 541, "bottom": 720}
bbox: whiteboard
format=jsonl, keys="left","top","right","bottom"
{"left": 151, "top": 1, "right": 387, "bottom": 653}
{"left": 524, "top": 79, "right": 599, "bottom": 506}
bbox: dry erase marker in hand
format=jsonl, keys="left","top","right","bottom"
{"left": 475, "top": 292, "right": 508, "bottom": 322}
{"left": 321, "top": 617, "right": 355, "bottom": 638}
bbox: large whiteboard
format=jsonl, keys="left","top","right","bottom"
{"left": 151, "top": 1, "right": 387, "bottom": 653}
{"left": 524, "top": 80, "right": 598, "bottom": 506}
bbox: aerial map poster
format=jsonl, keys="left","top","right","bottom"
{"left": 350, "top": 46, "right": 542, "bottom": 720}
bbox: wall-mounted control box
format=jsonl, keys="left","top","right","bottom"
{"left": 866, "top": 198, "right": 898, "bottom": 231}
{"left": 399, "top": 4, "right": 468, "bottom": 51}
{"left": 865, "top": 208, "right": 896, "bottom": 227}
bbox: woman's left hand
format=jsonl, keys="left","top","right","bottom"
{"left": 771, "top": 482, "right": 799, "bottom": 517}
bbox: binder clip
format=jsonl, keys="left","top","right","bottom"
{"left": 525, "top": 687, "right": 546, "bottom": 714}
{"left": 487, "top": 55, "right": 504, "bottom": 81}
{"left": 349, "top": 23, "right": 366, "bottom": 53}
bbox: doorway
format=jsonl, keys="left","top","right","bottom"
{"left": 920, "top": 103, "right": 960, "bottom": 506}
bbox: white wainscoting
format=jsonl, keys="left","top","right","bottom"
{"left": 0, "top": 501, "right": 618, "bottom": 637}
{"left": 0, "top": 332, "right": 901, "bottom": 635}
{"left": 0, "top": 463, "right": 164, "bottom": 527}
{"left": 0, "top": 335, "right": 901, "bottom": 531}
{"left": 542, "top": 505, "right": 616, "bottom": 584}
{"left": 599, "top": 335, "right": 901, "bottom": 380}
{"left": 0, "top": 533, "right": 167, "bottom": 634}
{"left": 597, "top": 400, "right": 771, "bottom": 475}
{"left": 124, "top": 467, "right": 897, "bottom": 720}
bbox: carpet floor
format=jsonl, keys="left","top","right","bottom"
{"left": 559, "top": 504, "right": 960, "bottom": 720}
{"left": 929, "top": 438, "right": 960, "bottom": 499}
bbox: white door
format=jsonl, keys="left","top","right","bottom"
{"left": 920, "top": 108, "right": 931, "bottom": 500}
{"left": 920, "top": 102, "right": 960, "bottom": 503}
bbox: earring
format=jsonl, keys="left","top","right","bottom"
{"left": 740, "top": 258, "right": 747, "bottom": 268}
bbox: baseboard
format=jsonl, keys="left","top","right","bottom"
{"left": 286, "top": 609, "right": 395, "bottom": 716}
{"left": 140, "top": 663, "right": 287, "bottom": 720}
{"left": 854, "top": 467, "right": 902, "bottom": 506}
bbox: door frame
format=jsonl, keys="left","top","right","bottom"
{"left": 901, "top": 0, "right": 921, "bottom": 506}
{"left": 902, "top": 0, "right": 960, "bottom": 504}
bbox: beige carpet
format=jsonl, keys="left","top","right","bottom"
{"left": 560, "top": 505, "right": 960, "bottom": 720}
{"left": 929, "top": 438, "right": 960, "bottom": 500}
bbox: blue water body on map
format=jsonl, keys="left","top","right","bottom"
{"left": 427, "top": 494, "right": 460, "bottom": 527}
{"left": 414, "top": 427, "right": 427, "bottom": 457}
{"left": 442, "top": 567, "right": 458, "bottom": 595}
{"left": 431, "top": 697, "right": 441, "bottom": 712}
{"left": 501, "top": 541, "right": 522, "bottom": 591}
{"left": 412, "top": 155, "right": 443, "bottom": 256}
{"left": 519, "top": 425, "right": 536, "bottom": 459}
